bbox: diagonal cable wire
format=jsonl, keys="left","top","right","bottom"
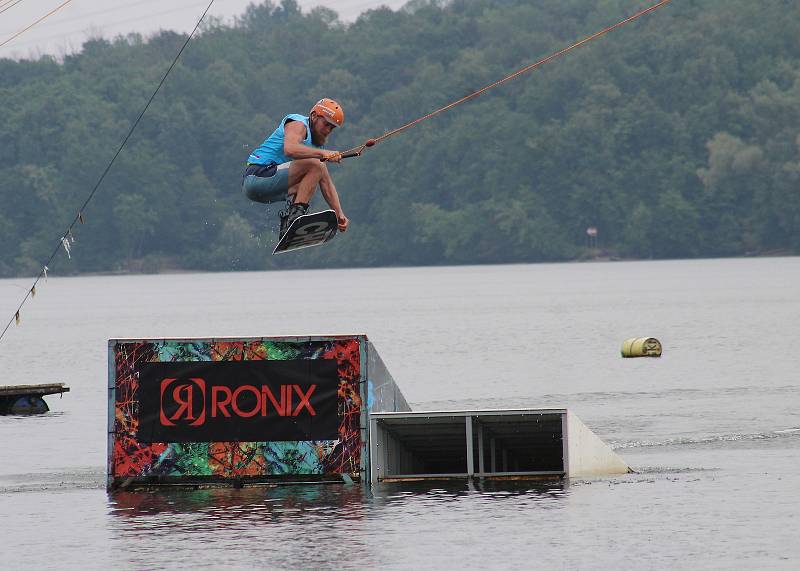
{"left": 0, "top": 0, "right": 217, "bottom": 345}
{"left": 0, "top": 0, "right": 24, "bottom": 17}
{"left": 0, "top": 0, "right": 21, "bottom": 12}
{"left": 0, "top": 0, "right": 72, "bottom": 48}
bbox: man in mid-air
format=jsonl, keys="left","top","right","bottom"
{"left": 243, "top": 98, "right": 349, "bottom": 237}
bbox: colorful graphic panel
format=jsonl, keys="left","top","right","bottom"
{"left": 109, "top": 338, "right": 362, "bottom": 485}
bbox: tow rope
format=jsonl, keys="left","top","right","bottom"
{"left": 330, "top": 0, "right": 674, "bottom": 162}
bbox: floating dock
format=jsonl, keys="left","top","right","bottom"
{"left": 106, "top": 335, "right": 629, "bottom": 490}
{"left": 0, "top": 383, "right": 69, "bottom": 414}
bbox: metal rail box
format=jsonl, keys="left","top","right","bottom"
{"left": 368, "top": 409, "right": 630, "bottom": 484}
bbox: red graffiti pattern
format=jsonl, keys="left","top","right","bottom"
{"left": 111, "top": 338, "right": 363, "bottom": 482}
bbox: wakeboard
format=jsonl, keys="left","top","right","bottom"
{"left": 273, "top": 209, "right": 338, "bottom": 255}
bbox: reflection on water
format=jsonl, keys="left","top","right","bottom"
{"left": 371, "top": 479, "right": 569, "bottom": 511}
{"left": 109, "top": 479, "right": 568, "bottom": 520}
{"left": 106, "top": 482, "right": 570, "bottom": 570}
{"left": 110, "top": 484, "right": 369, "bottom": 519}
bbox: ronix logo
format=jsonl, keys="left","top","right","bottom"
{"left": 159, "top": 377, "right": 317, "bottom": 428}
{"left": 159, "top": 377, "right": 206, "bottom": 427}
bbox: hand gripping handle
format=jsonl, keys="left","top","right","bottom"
{"left": 320, "top": 149, "right": 362, "bottom": 162}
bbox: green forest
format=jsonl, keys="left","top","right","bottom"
{"left": 1, "top": 0, "right": 799, "bottom": 276}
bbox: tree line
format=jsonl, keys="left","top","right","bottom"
{"left": 1, "top": 0, "right": 798, "bottom": 276}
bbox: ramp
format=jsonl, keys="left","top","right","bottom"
{"left": 106, "top": 334, "right": 628, "bottom": 490}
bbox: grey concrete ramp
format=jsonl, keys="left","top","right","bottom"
{"left": 566, "top": 411, "right": 630, "bottom": 478}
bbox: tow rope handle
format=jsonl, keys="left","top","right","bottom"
{"left": 320, "top": 139, "right": 377, "bottom": 162}
{"left": 320, "top": 149, "right": 363, "bottom": 162}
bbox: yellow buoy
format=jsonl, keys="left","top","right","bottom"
{"left": 621, "top": 337, "right": 662, "bottom": 358}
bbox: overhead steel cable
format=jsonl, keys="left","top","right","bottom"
{"left": 0, "top": 0, "right": 73, "bottom": 48}
{"left": 0, "top": 0, "right": 217, "bottom": 345}
{"left": 1, "top": 2, "right": 212, "bottom": 50}
{"left": 0, "top": 0, "right": 24, "bottom": 17}
{"left": 334, "top": 0, "right": 674, "bottom": 160}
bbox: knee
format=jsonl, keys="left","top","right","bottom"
{"left": 300, "top": 158, "right": 325, "bottom": 179}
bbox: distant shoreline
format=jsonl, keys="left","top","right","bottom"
{"left": 1, "top": 250, "right": 796, "bottom": 281}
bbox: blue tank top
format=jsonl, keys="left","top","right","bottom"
{"left": 247, "top": 114, "right": 321, "bottom": 165}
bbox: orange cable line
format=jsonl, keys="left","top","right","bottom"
{"left": 341, "top": 0, "right": 674, "bottom": 157}
{"left": 0, "top": 0, "right": 73, "bottom": 48}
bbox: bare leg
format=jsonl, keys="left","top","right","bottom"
{"left": 279, "top": 159, "right": 328, "bottom": 237}
{"left": 286, "top": 158, "right": 324, "bottom": 204}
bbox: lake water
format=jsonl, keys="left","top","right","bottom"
{"left": 1, "top": 258, "right": 798, "bottom": 569}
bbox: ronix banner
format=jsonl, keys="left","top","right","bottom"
{"left": 136, "top": 360, "right": 340, "bottom": 443}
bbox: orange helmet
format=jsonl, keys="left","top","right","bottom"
{"left": 311, "top": 98, "right": 344, "bottom": 128}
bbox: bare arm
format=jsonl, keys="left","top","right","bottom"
{"left": 283, "top": 120, "right": 340, "bottom": 161}
{"left": 318, "top": 164, "right": 349, "bottom": 232}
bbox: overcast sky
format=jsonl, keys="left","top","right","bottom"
{"left": 0, "top": 0, "right": 408, "bottom": 60}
